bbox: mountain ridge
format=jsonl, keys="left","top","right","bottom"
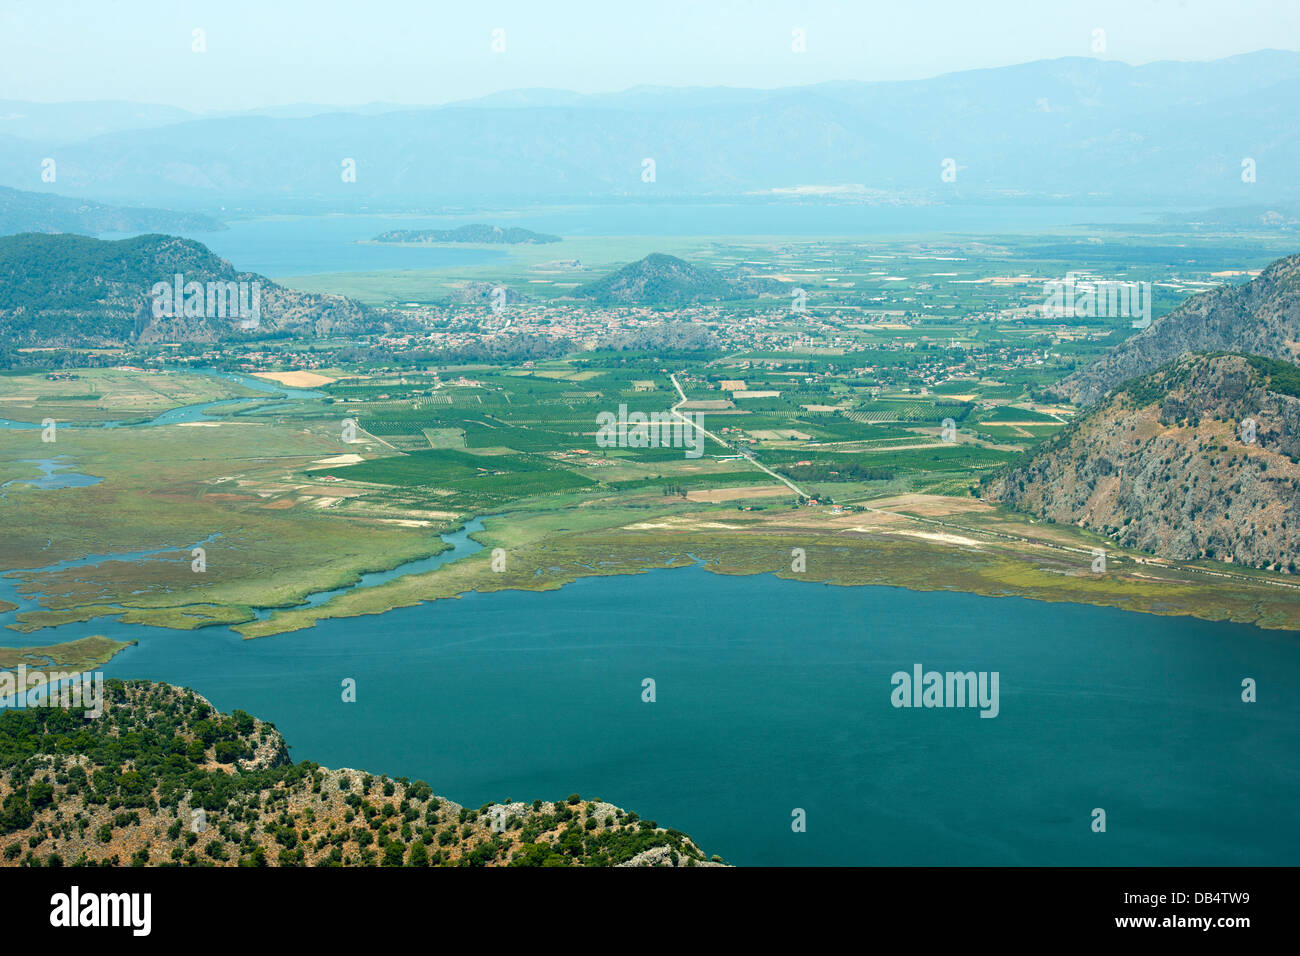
{"left": 5, "top": 53, "right": 1300, "bottom": 208}
{"left": 1054, "top": 251, "right": 1300, "bottom": 406}
{"left": 988, "top": 352, "right": 1300, "bottom": 570}
{"left": 0, "top": 185, "right": 223, "bottom": 237}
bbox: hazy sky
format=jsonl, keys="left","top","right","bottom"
{"left": 3, "top": 0, "right": 1299, "bottom": 111}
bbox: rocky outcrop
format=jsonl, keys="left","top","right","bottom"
{"left": 0, "top": 679, "right": 722, "bottom": 867}
{"left": 1054, "top": 252, "right": 1300, "bottom": 406}
{"left": 988, "top": 353, "right": 1300, "bottom": 570}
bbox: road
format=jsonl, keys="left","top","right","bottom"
{"left": 668, "top": 371, "right": 810, "bottom": 500}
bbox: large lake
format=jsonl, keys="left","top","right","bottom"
{"left": 3, "top": 559, "right": 1296, "bottom": 866}
{"left": 106, "top": 203, "right": 1176, "bottom": 278}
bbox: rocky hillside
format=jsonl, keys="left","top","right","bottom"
{"left": 0, "top": 680, "right": 722, "bottom": 867}
{"left": 0, "top": 186, "right": 223, "bottom": 236}
{"left": 987, "top": 353, "right": 1300, "bottom": 570}
{"left": 0, "top": 233, "right": 380, "bottom": 347}
{"left": 1054, "top": 252, "right": 1300, "bottom": 406}
{"left": 573, "top": 252, "right": 773, "bottom": 306}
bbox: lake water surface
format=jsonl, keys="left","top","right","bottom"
{"left": 0, "top": 372, "right": 1294, "bottom": 866}
{"left": 2, "top": 548, "right": 1295, "bottom": 866}
{"left": 104, "top": 202, "right": 1176, "bottom": 278}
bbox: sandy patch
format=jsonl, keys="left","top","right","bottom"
{"left": 884, "top": 529, "right": 984, "bottom": 548}
{"left": 868, "top": 494, "right": 991, "bottom": 517}
{"left": 298, "top": 483, "right": 365, "bottom": 496}
{"left": 312, "top": 453, "right": 365, "bottom": 465}
{"left": 252, "top": 370, "right": 336, "bottom": 387}
{"left": 349, "top": 518, "right": 432, "bottom": 528}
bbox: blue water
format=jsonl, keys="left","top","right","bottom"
{"left": 431, "top": 202, "right": 1172, "bottom": 237}
{"left": 1, "top": 457, "right": 101, "bottom": 491}
{"left": 0, "top": 369, "right": 323, "bottom": 431}
{"left": 0, "top": 366, "right": 1293, "bottom": 865}
{"left": 248, "top": 517, "right": 489, "bottom": 619}
{"left": 103, "top": 217, "right": 510, "bottom": 277}
{"left": 1, "top": 534, "right": 1295, "bottom": 865}
{"left": 103, "top": 203, "right": 1176, "bottom": 278}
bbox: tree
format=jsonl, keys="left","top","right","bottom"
{"left": 407, "top": 840, "right": 429, "bottom": 867}
{"left": 382, "top": 839, "right": 405, "bottom": 867}
{"left": 0, "top": 794, "right": 34, "bottom": 834}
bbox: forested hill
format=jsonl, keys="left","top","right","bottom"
{"left": 0, "top": 185, "right": 223, "bottom": 237}
{"left": 0, "top": 232, "right": 377, "bottom": 348}
{"left": 0, "top": 679, "right": 723, "bottom": 867}
{"left": 573, "top": 252, "right": 772, "bottom": 306}
{"left": 372, "top": 224, "right": 560, "bottom": 244}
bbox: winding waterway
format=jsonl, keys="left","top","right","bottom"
{"left": 0, "top": 369, "right": 323, "bottom": 431}
{"left": 0, "top": 373, "right": 1297, "bottom": 865}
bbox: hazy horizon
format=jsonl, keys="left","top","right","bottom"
{"left": 3, "top": 48, "right": 1300, "bottom": 117}
{"left": 2, "top": 0, "right": 1298, "bottom": 111}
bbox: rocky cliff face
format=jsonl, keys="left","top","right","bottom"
{"left": 1054, "top": 252, "right": 1300, "bottom": 406}
{"left": 988, "top": 353, "right": 1300, "bottom": 570}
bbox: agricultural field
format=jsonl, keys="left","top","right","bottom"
{"left": 4, "top": 227, "right": 1297, "bottom": 641}
{"left": 0, "top": 367, "right": 262, "bottom": 424}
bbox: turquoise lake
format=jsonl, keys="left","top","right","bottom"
{"left": 103, "top": 203, "right": 1178, "bottom": 278}
{"left": 0, "top": 372, "right": 1295, "bottom": 865}
{"left": 3, "top": 556, "right": 1296, "bottom": 866}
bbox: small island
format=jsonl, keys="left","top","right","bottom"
{"left": 371, "top": 224, "right": 561, "bottom": 245}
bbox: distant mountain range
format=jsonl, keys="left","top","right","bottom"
{"left": 0, "top": 99, "right": 415, "bottom": 143}
{"left": 1054, "top": 251, "right": 1300, "bottom": 406}
{"left": 4, "top": 53, "right": 1300, "bottom": 209}
{"left": 372, "top": 224, "right": 560, "bottom": 244}
{"left": 0, "top": 186, "right": 223, "bottom": 237}
{"left": 0, "top": 233, "right": 378, "bottom": 348}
